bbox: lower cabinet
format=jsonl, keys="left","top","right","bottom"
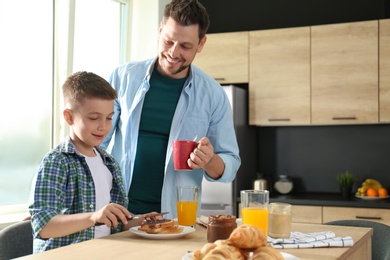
{"left": 323, "top": 206, "right": 390, "bottom": 226}
{"left": 239, "top": 203, "right": 390, "bottom": 226}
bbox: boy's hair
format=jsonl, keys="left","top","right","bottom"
{"left": 163, "top": 0, "right": 210, "bottom": 41}
{"left": 63, "top": 71, "right": 117, "bottom": 108}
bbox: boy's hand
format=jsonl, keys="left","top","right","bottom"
{"left": 92, "top": 203, "right": 131, "bottom": 228}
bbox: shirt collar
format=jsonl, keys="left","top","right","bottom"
{"left": 60, "top": 136, "right": 114, "bottom": 165}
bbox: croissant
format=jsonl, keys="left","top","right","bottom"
{"left": 203, "top": 243, "right": 244, "bottom": 260}
{"left": 193, "top": 243, "right": 217, "bottom": 260}
{"left": 227, "top": 224, "right": 267, "bottom": 249}
{"left": 251, "top": 246, "right": 284, "bottom": 260}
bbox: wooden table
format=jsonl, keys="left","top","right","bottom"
{"left": 19, "top": 223, "right": 372, "bottom": 260}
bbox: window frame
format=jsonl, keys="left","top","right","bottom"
{"left": 0, "top": 0, "right": 131, "bottom": 228}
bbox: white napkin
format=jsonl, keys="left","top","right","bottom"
{"left": 268, "top": 231, "right": 354, "bottom": 249}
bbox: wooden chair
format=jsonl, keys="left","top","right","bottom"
{"left": 0, "top": 220, "right": 33, "bottom": 259}
{"left": 324, "top": 219, "right": 390, "bottom": 260}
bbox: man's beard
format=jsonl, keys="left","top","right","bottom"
{"left": 159, "top": 56, "right": 190, "bottom": 77}
{"left": 172, "top": 64, "right": 190, "bottom": 75}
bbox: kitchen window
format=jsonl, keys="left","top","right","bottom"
{"left": 0, "top": 0, "right": 129, "bottom": 227}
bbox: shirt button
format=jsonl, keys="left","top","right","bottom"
{"left": 89, "top": 182, "right": 93, "bottom": 187}
{"left": 90, "top": 204, "right": 94, "bottom": 208}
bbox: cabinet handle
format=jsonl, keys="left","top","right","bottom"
{"left": 332, "top": 117, "right": 357, "bottom": 120}
{"left": 355, "top": 215, "right": 382, "bottom": 220}
{"left": 214, "top": 78, "right": 226, "bottom": 81}
{"left": 268, "top": 118, "right": 291, "bottom": 122}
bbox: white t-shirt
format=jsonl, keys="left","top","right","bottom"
{"left": 84, "top": 149, "right": 113, "bottom": 238}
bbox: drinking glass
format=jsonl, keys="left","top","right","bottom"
{"left": 176, "top": 186, "right": 198, "bottom": 226}
{"left": 240, "top": 189, "right": 269, "bottom": 235}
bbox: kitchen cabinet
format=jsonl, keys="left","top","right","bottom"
{"left": 380, "top": 19, "right": 390, "bottom": 123}
{"left": 323, "top": 206, "right": 390, "bottom": 226}
{"left": 291, "top": 205, "right": 322, "bottom": 224}
{"left": 311, "top": 21, "right": 379, "bottom": 124}
{"left": 192, "top": 31, "right": 249, "bottom": 84}
{"left": 249, "top": 27, "right": 311, "bottom": 126}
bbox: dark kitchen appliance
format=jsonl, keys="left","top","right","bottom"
{"left": 200, "top": 85, "right": 257, "bottom": 217}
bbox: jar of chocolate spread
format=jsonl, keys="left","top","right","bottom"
{"left": 207, "top": 214, "right": 237, "bottom": 243}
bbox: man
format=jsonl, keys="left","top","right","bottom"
{"left": 102, "top": 0, "right": 240, "bottom": 219}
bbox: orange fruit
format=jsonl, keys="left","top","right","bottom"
{"left": 378, "top": 188, "right": 388, "bottom": 197}
{"left": 366, "top": 188, "right": 378, "bottom": 197}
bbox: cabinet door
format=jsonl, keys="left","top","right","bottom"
{"left": 323, "top": 206, "right": 390, "bottom": 226}
{"left": 312, "top": 21, "right": 379, "bottom": 124}
{"left": 249, "top": 27, "right": 311, "bottom": 126}
{"left": 291, "top": 205, "right": 322, "bottom": 224}
{"left": 380, "top": 19, "right": 390, "bottom": 122}
{"left": 192, "top": 31, "right": 248, "bottom": 84}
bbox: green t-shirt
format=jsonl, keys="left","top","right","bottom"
{"left": 128, "top": 67, "right": 186, "bottom": 214}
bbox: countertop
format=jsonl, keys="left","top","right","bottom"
{"left": 269, "top": 192, "right": 390, "bottom": 209}
{"left": 18, "top": 222, "right": 373, "bottom": 260}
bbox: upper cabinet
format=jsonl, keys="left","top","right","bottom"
{"left": 197, "top": 19, "right": 388, "bottom": 126}
{"left": 311, "top": 21, "right": 379, "bottom": 124}
{"left": 380, "top": 19, "right": 390, "bottom": 123}
{"left": 192, "top": 31, "right": 249, "bottom": 84}
{"left": 249, "top": 27, "right": 311, "bottom": 126}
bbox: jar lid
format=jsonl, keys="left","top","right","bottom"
{"left": 208, "top": 214, "right": 236, "bottom": 222}
{"left": 269, "top": 202, "right": 291, "bottom": 213}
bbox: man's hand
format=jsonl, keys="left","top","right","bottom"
{"left": 189, "top": 137, "right": 214, "bottom": 169}
{"left": 189, "top": 137, "right": 224, "bottom": 179}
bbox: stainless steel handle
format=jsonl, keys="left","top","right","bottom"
{"left": 201, "top": 203, "right": 229, "bottom": 210}
{"left": 355, "top": 215, "right": 382, "bottom": 220}
{"left": 332, "top": 117, "right": 357, "bottom": 120}
{"left": 268, "top": 118, "right": 291, "bottom": 122}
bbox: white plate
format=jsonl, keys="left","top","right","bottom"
{"left": 281, "top": 252, "right": 299, "bottom": 260}
{"left": 355, "top": 195, "right": 389, "bottom": 200}
{"left": 129, "top": 225, "right": 195, "bottom": 240}
{"left": 181, "top": 251, "right": 298, "bottom": 260}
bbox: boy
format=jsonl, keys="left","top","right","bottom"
{"left": 28, "top": 71, "right": 137, "bottom": 253}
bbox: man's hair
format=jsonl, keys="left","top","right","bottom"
{"left": 63, "top": 71, "right": 117, "bottom": 108}
{"left": 163, "top": 0, "right": 210, "bottom": 40}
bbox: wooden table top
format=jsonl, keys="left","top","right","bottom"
{"left": 19, "top": 222, "right": 373, "bottom": 260}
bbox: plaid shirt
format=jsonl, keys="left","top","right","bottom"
{"left": 28, "top": 137, "right": 128, "bottom": 253}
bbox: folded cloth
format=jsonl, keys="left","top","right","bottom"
{"left": 268, "top": 231, "right": 354, "bottom": 249}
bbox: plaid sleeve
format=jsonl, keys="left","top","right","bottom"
{"left": 29, "top": 152, "right": 69, "bottom": 236}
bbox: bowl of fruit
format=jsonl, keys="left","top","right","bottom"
{"left": 355, "top": 179, "right": 389, "bottom": 200}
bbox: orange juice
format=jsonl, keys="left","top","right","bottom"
{"left": 242, "top": 207, "right": 269, "bottom": 235}
{"left": 176, "top": 200, "right": 198, "bottom": 226}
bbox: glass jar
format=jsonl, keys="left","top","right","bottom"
{"left": 207, "top": 214, "right": 237, "bottom": 243}
{"left": 268, "top": 202, "right": 292, "bottom": 238}
{"left": 274, "top": 175, "right": 293, "bottom": 194}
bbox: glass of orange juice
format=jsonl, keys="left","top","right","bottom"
{"left": 176, "top": 186, "right": 199, "bottom": 226}
{"left": 240, "top": 190, "right": 269, "bottom": 236}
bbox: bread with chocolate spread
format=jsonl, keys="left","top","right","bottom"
{"left": 138, "top": 218, "right": 183, "bottom": 234}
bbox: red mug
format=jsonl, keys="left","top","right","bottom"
{"left": 173, "top": 140, "right": 197, "bottom": 170}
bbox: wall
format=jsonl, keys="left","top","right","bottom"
{"left": 258, "top": 125, "right": 390, "bottom": 193}
{"left": 198, "top": 0, "right": 390, "bottom": 194}
{"left": 127, "top": 0, "right": 170, "bottom": 62}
